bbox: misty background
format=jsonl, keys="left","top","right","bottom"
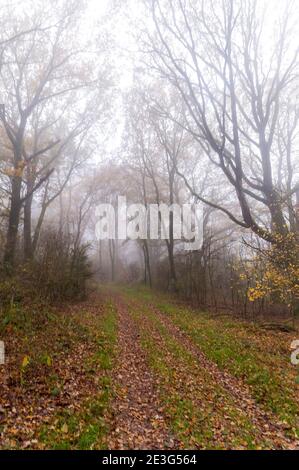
{"left": 0, "top": 0, "right": 298, "bottom": 319}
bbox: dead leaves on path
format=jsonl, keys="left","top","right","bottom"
{"left": 106, "top": 296, "right": 178, "bottom": 450}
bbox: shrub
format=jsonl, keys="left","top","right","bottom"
{"left": 33, "top": 230, "right": 92, "bottom": 302}
{"left": 0, "top": 230, "right": 92, "bottom": 309}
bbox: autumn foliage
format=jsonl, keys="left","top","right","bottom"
{"left": 248, "top": 234, "right": 299, "bottom": 316}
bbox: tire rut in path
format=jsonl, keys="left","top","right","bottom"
{"left": 107, "top": 296, "right": 179, "bottom": 450}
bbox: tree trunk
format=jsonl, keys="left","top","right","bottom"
{"left": 143, "top": 240, "right": 152, "bottom": 288}
{"left": 167, "top": 238, "right": 177, "bottom": 293}
{"left": 109, "top": 239, "right": 115, "bottom": 282}
{"left": 167, "top": 168, "right": 178, "bottom": 293}
{"left": 3, "top": 176, "right": 22, "bottom": 270}
{"left": 3, "top": 120, "right": 26, "bottom": 270}
{"left": 23, "top": 192, "right": 34, "bottom": 260}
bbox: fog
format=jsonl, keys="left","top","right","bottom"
{"left": 0, "top": 0, "right": 298, "bottom": 316}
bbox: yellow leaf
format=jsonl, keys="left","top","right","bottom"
{"left": 61, "top": 423, "right": 68, "bottom": 434}
{"left": 22, "top": 355, "right": 30, "bottom": 368}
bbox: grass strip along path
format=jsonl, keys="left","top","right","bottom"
{"left": 0, "top": 293, "right": 117, "bottom": 449}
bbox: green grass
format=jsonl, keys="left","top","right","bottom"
{"left": 39, "top": 300, "right": 117, "bottom": 449}
{"left": 157, "top": 300, "right": 298, "bottom": 434}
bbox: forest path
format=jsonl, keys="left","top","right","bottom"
{"left": 107, "top": 287, "right": 299, "bottom": 450}
{"left": 106, "top": 294, "right": 179, "bottom": 449}
{"left": 1, "top": 287, "right": 298, "bottom": 450}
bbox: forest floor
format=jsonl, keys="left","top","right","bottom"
{"left": 0, "top": 285, "right": 298, "bottom": 450}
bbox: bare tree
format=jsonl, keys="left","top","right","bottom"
{"left": 124, "top": 86, "right": 188, "bottom": 291}
{"left": 0, "top": 0, "right": 110, "bottom": 269}
{"left": 142, "top": 0, "right": 299, "bottom": 243}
